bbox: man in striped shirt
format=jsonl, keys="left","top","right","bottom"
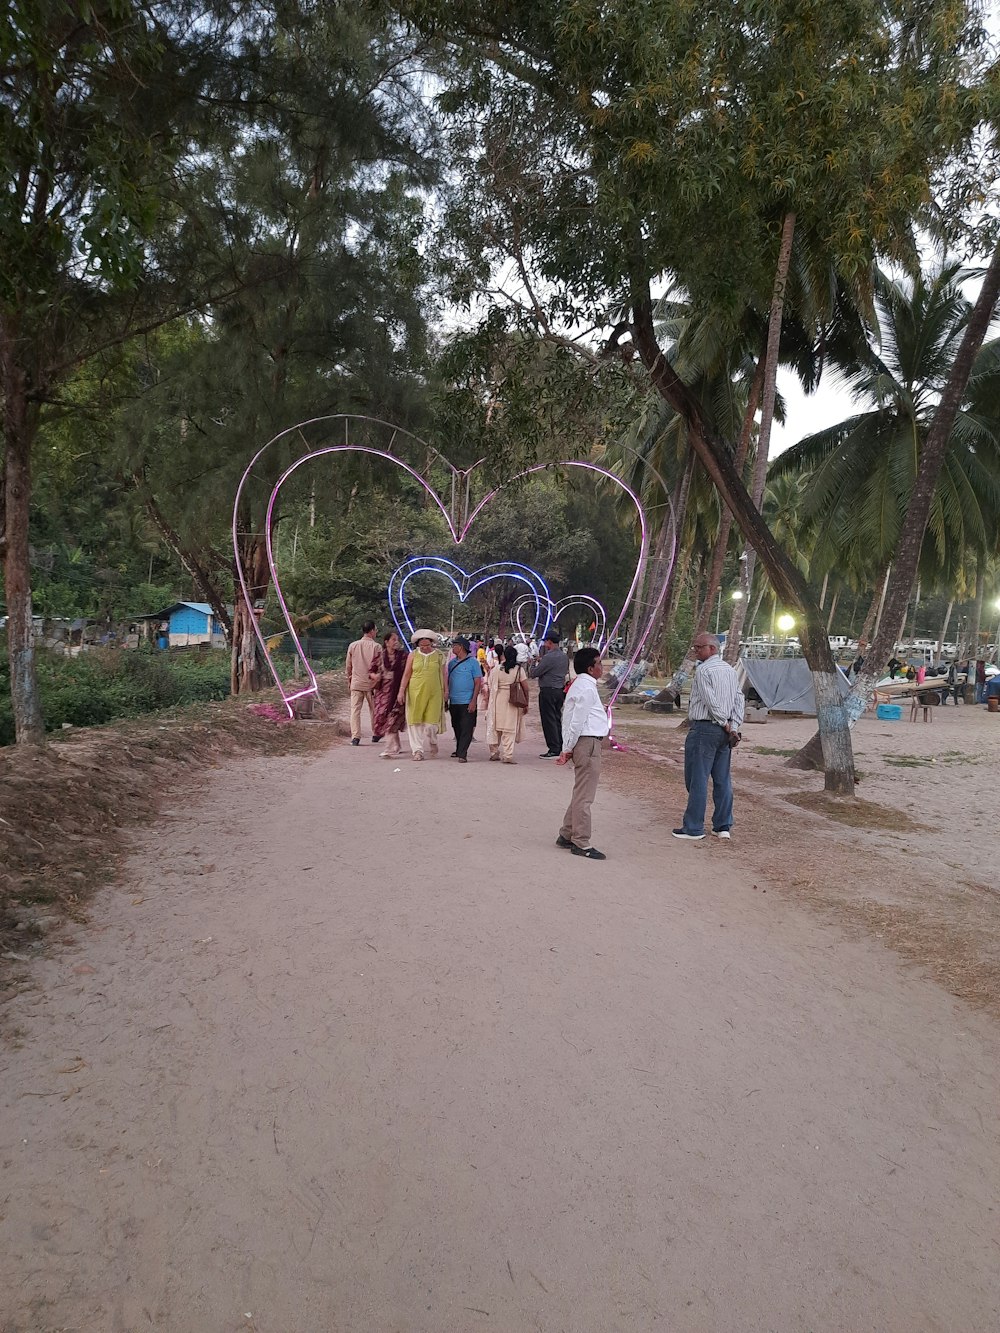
{"left": 673, "top": 633, "right": 744, "bottom": 842}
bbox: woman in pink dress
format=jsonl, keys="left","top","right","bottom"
{"left": 369, "top": 630, "right": 408, "bottom": 756}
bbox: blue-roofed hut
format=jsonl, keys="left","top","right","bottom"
{"left": 135, "top": 602, "right": 229, "bottom": 648}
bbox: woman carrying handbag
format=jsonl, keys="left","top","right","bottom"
{"left": 485, "top": 643, "right": 528, "bottom": 763}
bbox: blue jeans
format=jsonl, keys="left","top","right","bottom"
{"left": 682, "top": 720, "right": 733, "bottom": 835}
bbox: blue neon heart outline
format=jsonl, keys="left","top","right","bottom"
{"left": 388, "top": 556, "right": 552, "bottom": 643}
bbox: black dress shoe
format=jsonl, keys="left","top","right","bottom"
{"left": 539, "top": 751, "right": 558, "bottom": 758}
{"left": 372, "top": 735, "right": 382, "bottom": 743}
{"left": 555, "top": 835, "right": 573, "bottom": 849}
{"left": 351, "top": 738, "right": 361, "bottom": 746}
{"left": 571, "top": 845, "right": 606, "bottom": 860}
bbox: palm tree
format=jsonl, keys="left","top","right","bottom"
{"left": 771, "top": 266, "right": 1000, "bottom": 605}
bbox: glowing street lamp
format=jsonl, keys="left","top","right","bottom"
{"left": 776, "top": 613, "right": 795, "bottom": 633}
{"left": 717, "top": 586, "right": 747, "bottom": 634}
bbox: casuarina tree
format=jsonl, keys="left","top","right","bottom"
{"left": 397, "top": 0, "right": 995, "bottom": 793}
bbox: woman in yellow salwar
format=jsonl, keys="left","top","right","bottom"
{"left": 397, "top": 629, "right": 447, "bottom": 761}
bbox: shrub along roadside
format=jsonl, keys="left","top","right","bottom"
{"left": 0, "top": 648, "right": 226, "bottom": 745}
{"left": 0, "top": 644, "right": 347, "bottom": 746}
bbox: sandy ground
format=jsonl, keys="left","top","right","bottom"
{"left": 2, "top": 699, "right": 1000, "bottom": 1332}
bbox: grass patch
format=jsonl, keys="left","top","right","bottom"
{"left": 937, "top": 750, "right": 981, "bottom": 766}
{"left": 753, "top": 745, "right": 799, "bottom": 757}
{"left": 784, "top": 790, "right": 928, "bottom": 832}
{"left": 884, "top": 751, "right": 981, "bottom": 769}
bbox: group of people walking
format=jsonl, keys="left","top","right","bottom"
{"left": 349, "top": 621, "right": 552, "bottom": 762}
{"left": 345, "top": 621, "right": 613, "bottom": 857}
{"left": 346, "top": 623, "right": 578, "bottom": 763}
{"left": 345, "top": 620, "right": 747, "bottom": 858}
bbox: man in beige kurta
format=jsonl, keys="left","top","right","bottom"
{"left": 345, "top": 620, "right": 380, "bottom": 744}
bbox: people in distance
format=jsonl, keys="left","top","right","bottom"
{"left": 529, "top": 628, "right": 569, "bottom": 758}
{"left": 346, "top": 619, "right": 381, "bottom": 746}
{"left": 446, "top": 636, "right": 483, "bottom": 763}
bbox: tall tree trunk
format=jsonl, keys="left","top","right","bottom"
{"left": 1, "top": 362, "right": 45, "bottom": 744}
{"left": 825, "top": 590, "right": 839, "bottom": 632}
{"left": 135, "top": 476, "right": 233, "bottom": 640}
{"left": 744, "top": 579, "right": 767, "bottom": 638}
{"left": 658, "top": 540, "right": 693, "bottom": 674}
{"left": 908, "top": 578, "right": 921, "bottom": 641}
{"left": 968, "top": 553, "right": 986, "bottom": 660}
{"left": 641, "top": 448, "right": 695, "bottom": 659}
{"left": 660, "top": 357, "right": 766, "bottom": 696}
{"left": 632, "top": 286, "right": 855, "bottom": 792}
{"left": 725, "top": 210, "right": 796, "bottom": 665}
{"left": 231, "top": 527, "right": 270, "bottom": 695}
{"left": 696, "top": 517, "right": 731, "bottom": 634}
{"left": 819, "top": 571, "right": 829, "bottom": 610}
{"left": 857, "top": 570, "right": 887, "bottom": 650}
{"left": 937, "top": 598, "right": 954, "bottom": 659}
{"left": 789, "top": 236, "right": 1000, "bottom": 770}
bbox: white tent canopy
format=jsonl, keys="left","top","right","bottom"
{"left": 740, "top": 658, "right": 851, "bottom": 715}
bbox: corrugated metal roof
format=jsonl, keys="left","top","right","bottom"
{"left": 133, "top": 601, "right": 217, "bottom": 620}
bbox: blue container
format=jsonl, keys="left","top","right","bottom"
{"left": 876, "top": 703, "right": 903, "bottom": 721}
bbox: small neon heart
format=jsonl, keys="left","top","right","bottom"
{"left": 512, "top": 592, "right": 608, "bottom": 647}
{"left": 388, "top": 556, "right": 551, "bottom": 643}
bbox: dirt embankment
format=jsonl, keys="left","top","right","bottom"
{"left": 0, "top": 678, "right": 346, "bottom": 967}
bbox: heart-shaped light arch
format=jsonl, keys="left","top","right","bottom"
{"left": 512, "top": 592, "right": 608, "bottom": 648}
{"left": 388, "top": 556, "right": 552, "bottom": 645}
{"left": 232, "top": 415, "right": 676, "bottom": 717}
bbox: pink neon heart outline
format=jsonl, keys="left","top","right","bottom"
{"left": 232, "top": 416, "right": 675, "bottom": 715}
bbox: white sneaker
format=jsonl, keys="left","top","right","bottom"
{"left": 712, "top": 829, "right": 731, "bottom": 840}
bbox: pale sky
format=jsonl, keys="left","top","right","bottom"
{"left": 770, "top": 372, "right": 854, "bottom": 458}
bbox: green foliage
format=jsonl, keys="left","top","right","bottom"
{"left": 415, "top": 0, "right": 995, "bottom": 334}
{"left": 0, "top": 646, "right": 234, "bottom": 746}
{"left": 257, "top": 463, "right": 642, "bottom": 638}
{"left": 770, "top": 265, "right": 1000, "bottom": 585}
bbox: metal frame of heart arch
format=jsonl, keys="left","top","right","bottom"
{"left": 231, "top": 415, "right": 677, "bottom": 717}
{"left": 510, "top": 592, "right": 608, "bottom": 648}
{"left": 388, "top": 556, "right": 554, "bottom": 646}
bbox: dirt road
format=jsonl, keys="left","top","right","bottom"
{"left": 3, "top": 711, "right": 999, "bottom": 1332}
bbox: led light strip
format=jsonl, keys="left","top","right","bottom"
{"left": 511, "top": 592, "right": 608, "bottom": 648}
{"left": 231, "top": 417, "right": 676, "bottom": 719}
{"left": 388, "top": 556, "right": 552, "bottom": 644}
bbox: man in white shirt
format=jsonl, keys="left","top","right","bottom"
{"left": 555, "top": 647, "right": 610, "bottom": 860}
{"left": 673, "top": 632, "right": 745, "bottom": 841}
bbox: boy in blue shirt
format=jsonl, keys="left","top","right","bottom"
{"left": 447, "top": 637, "right": 483, "bottom": 762}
